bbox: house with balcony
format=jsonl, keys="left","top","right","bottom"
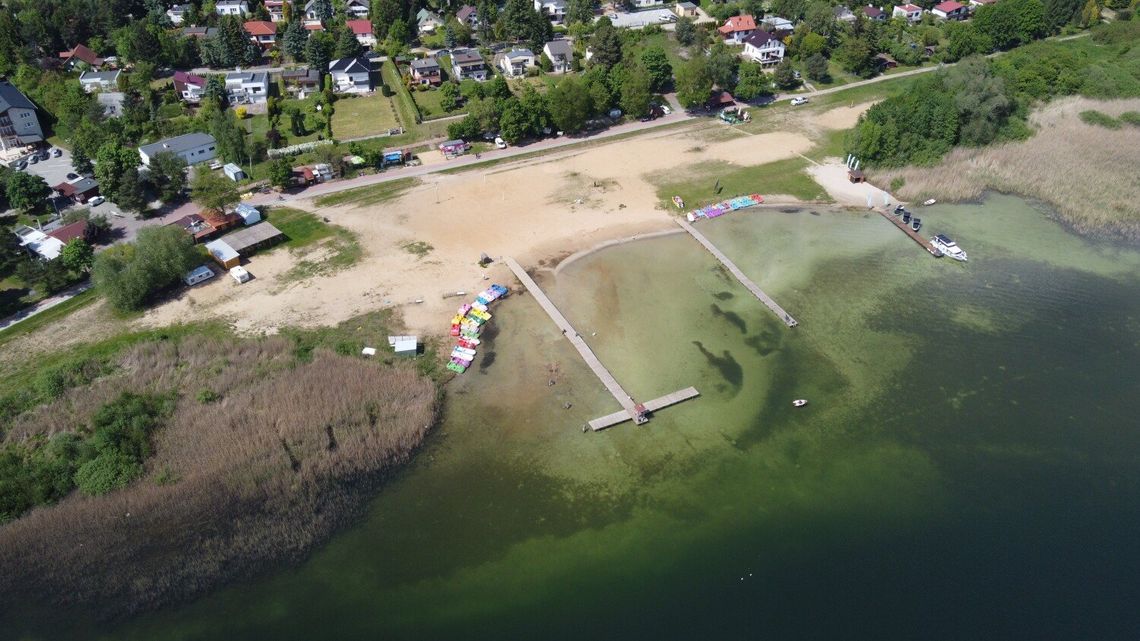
{"left": 892, "top": 3, "right": 924, "bottom": 22}
{"left": 225, "top": 69, "right": 269, "bottom": 104}
{"left": 416, "top": 8, "right": 443, "bottom": 33}
{"left": 742, "top": 30, "right": 785, "bottom": 67}
{"left": 183, "top": 26, "right": 220, "bottom": 39}
{"left": 58, "top": 44, "right": 104, "bottom": 69}
{"left": 78, "top": 70, "right": 121, "bottom": 93}
{"left": 345, "top": 0, "right": 371, "bottom": 18}
{"left": 347, "top": 20, "right": 377, "bottom": 47}
{"left": 834, "top": 6, "right": 857, "bottom": 22}
{"left": 457, "top": 5, "right": 480, "bottom": 27}
{"left": 534, "top": 0, "right": 567, "bottom": 24}
{"left": 451, "top": 50, "right": 488, "bottom": 82}
{"left": 138, "top": 132, "right": 217, "bottom": 167}
{"left": 329, "top": 57, "right": 374, "bottom": 93}
{"left": 863, "top": 5, "right": 888, "bottom": 20}
{"left": 265, "top": 0, "right": 286, "bottom": 21}
{"left": 282, "top": 68, "right": 322, "bottom": 94}
{"left": 543, "top": 39, "right": 573, "bottom": 74}
{"left": 497, "top": 49, "right": 535, "bottom": 78}
{"left": 717, "top": 15, "right": 756, "bottom": 45}
{"left": 173, "top": 71, "right": 206, "bottom": 103}
{"left": 216, "top": 0, "right": 248, "bottom": 16}
{"left": 0, "top": 82, "right": 44, "bottom": 156}
{"left": 932, "top": 0, "right": 969, "bottom": 19}
{"left": 410, "top": 57, "right": 442, "bottom": 86}
{"left": 167, "top": 3, "right": 190, "bottom": 24}
{"left": 243, "top": 21, "right": 277, "bottom": 49}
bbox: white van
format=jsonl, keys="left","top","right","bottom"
{"left": 229, "top": 266, "right": 251, "bottom": 284}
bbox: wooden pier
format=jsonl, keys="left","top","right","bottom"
{"left": 676, "top": 219, "right": 798, "bottom": 328}
{"left": 875, "top": 208, "right": 943, "bottom": 257}
{"left": 504, "top": 257, "right": 698, "bottom": 431}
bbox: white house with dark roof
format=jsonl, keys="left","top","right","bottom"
{"left": 173, "top": 71, "right": 206, "bottom": 102}
{"left": 534, "top": 0, "right": 567, "bottom": 23}
{"left": 167, "top": 3, "right": 190, "bottom": 24}
{"left": 543, "top": 39, "right": 573, "bottom": 74}
{"left": 138, "top": 132, "right": 217, "bottom": 166}
{"left": 78, "top": 70, "right": 121, "bottom": 93}
{"left": 742, "top": 30, "right": 785, "bottom": 67}
{"left": 345, "top": 0, "right": 370, "bottom": 18}
{"left": 215, "top": 0, "right": 249, "bottom": 16}
{"left": 834, "top": 6, "right": 857, "bottom": 22}
{"left": 410, "top": 57, "right": 442, "bottom": 86}
{"left": 457, "top": 5, "right": 479, "bottom": 27}
{"left": 498, "top": 49, "right": 535, "bottom": 78}
{"left": 328, "top": 57, "right": 374, "bottom": 93}
{"left": 0, "top": 82, "right": 44, "bottom": 155}
{"left": 451, "top": 50, "right": 488, "bottom": 82}
{"left": 863, "top": 5, "right": 888, "bottom": 20}
{"left": 416, "top": 8, "right": 443, "bottom": 33}
{"left": 265, "top": 0, "right": 286, "bottom": 21}
{"left": 225, "top": 69, "right": 269, "bottom": 104}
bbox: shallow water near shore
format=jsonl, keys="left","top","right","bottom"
{"left": 14, "top": 194, "right": 1140, "bottom": 640}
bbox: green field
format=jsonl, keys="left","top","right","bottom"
{"left": 332, "top": 94, "right": 401, "bottom": 139}
{"left": 264, "top": 207, "right": 364, "bottom": 281}
{"left": 654, "top": 156, "right": 832, "bottom": 210}
{"left": 411, "top": 88, "right": 466, "bottom": 119}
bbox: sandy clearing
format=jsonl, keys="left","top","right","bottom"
{"left": 138, "top": 128, "right": 816, "bottom": 337}
{"left": 814, "top": 101, "right": 878, "bottom": 130}
{"left": 807, "top": 161, "right": 899, "bottom": 208}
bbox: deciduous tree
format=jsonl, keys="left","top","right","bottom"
{"left": 674, "top": 55, "right": 712, "bottom": 109}
{"left": 190, "top": 167, "right": 240, "bottom": 212}
{"left": 547, "top": 76, "right": 591, "bottom": 132}
{"left": 640, "top": 46, "right": 673, "bottom": 92}
{"left": 5, "top": 171, "right": 50, "bottom": 214}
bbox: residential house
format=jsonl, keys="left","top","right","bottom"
{"left": 874, "top": 53, "right": 898, "bottom": 68}
{"left": 498, "top": 49, "right": 535, "bottom": 78}
{"left": 0, "top": 82, "right": 45, "bottom": 155}
{"left": 863, "top": 5, "right": 888, "bottom": 20}
{"left": 450, "top": 50, "right": 488, "bottom": 82}
{"left": 674, "top": 1, "right": 699, "bottom": 17}
{"left": 328, "top": 57, "right": 374, "bottom": 93}
{"left": 931, "top": 0, "right": 969, "bottom": 19}
{"left": 968, "top": 0, "right": 997, "bottom": 6}
{"left": 282, "top": 68, "right": 322, "bottom": 93}
{"left": 892, "top": 4, "right": 923, "bottom": 22}
{"left": 457, "top": 5, "right": 480, "bottom": 27}
{"left": 304, "top": 23, "right": 326, "bottom": 32}
{"left": 265, "top": 0, "right": 286, "bottom": 21}
{"left": 171, "top": 210, "right": 242, "bottom": 243}
{"left": 52, "top": 178, "right": 101, "bottom": 204}
{"left": 58, "top": 44, "right": 104, "bottom": 69}
{"left": 416, "top": 8, "right": 443, "bottom": 33}
{"left": 534, "top": 0, "right": 567, "bottom": 24}
{"left": 760, "top": 16, "right": 795, "bottom": 37}
{"left": 741, "top": 30, "right": 786, "bottom": 67}
{"left": 410, "top": 57, "right": 442, "bottom": 86}
{"left": 78, "top": 70, "right": 121, "bottom": 93}
{"left": 173, "top": 70, "right": 206, "bottom": 102}
{"left": 225, "top": 69, "right": 269, "bottom": 104}
{"left": 138, "top": 132, "right": 217, "bottom": 167}
{"left": 345, "top": 0, "right": 370, "bottom": 18}
{"left": 834, "top": 6, "right": 857, "bottom": 22}
{"left": 631, "top": 0, "right": 663, "bottom": 6}
{"left": 243, "top": 21, "right": 277, "bottom": 49}
{"left": 167, "top": 4, "right": 190, "bottom": 25}
{"left": 543, "top": 39, "right": 573, "bottom": 74}
{"left": 347, "top": 20, "right": 377, "bottom": 47}
{"left": 718, "top": 15, "right": 756, "bottom": 45}
{"left": 183, "top": 26, "right": 219, "bottom": 39}
{"left": 215, "top": 0, "right": 249, "bottom": 16}
{"left": 14, "top": 222, "right": 92, "bottom": 261}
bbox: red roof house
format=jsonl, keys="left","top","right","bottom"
{"left": 46, "top": 220, "right": 93, "bottom": 244}
{"left": 243, "top": 21, "right": 277, "bottom": 48}
{"left": 717, "top": 15, "right": 757, "bottom": 44}
{"left": 346, "top": 19, "right": 377, "bottom": 46}
{"left": 58, "top": 44, "right": 103, "bottom": 68}
{"left": 932, "top": 0, "right": 969, "bottom": 18}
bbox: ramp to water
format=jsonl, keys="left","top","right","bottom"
{"left": 676, "top": 219, "right": 798, "bottom": 328}
{"left": 504, "top": 257, "right": 697, "bottom": 431}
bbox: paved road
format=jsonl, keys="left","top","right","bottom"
{"left": 0, "top": 281, "right": 93, "bottom": 332}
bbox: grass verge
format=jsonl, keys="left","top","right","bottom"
{"left": 313, "top": 177, "right": 421, "bottom": 208}
{"left": 654, "top": 156, "right": 832, "bottom": 210}
{"left": 0, "top": 289, "right": 98, "bottom": 350}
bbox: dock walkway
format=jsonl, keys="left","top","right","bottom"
{"left": 876, "top": 208, "right": 942, "bottom": 256}
{"left": 504, "top": 257, "right": 698, "bottom": 431}
{"left": 676, "top": 219, "right": 798, "bottom": 328}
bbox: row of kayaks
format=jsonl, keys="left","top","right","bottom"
{"left": 686, "top": 194, "right": 764, "bottom": 222}
{"left": 447, "top": 284, "right": 509, "bottom": 373}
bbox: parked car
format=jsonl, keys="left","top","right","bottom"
{"left": 15, "top": 160, "right": 26, "bottom": 170}
{"left": 28, "top": 155, "right": 38, "bottom": 164}
{"left": 51, "top": 148, "right": 62, "bottom": 157}
{"left": 494, "top": 137, "right": 506, "bottom": 149}
{"left": 89, "top": 196, "right": 105, "bottom": 206}
{"left": 791, "top": 97, "right": 809, "bottom": 106}
{"left": 66, "top": 172, "right": 80, "bottom": 181}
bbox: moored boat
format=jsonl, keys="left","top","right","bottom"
{"left": 792, "top": 399, "right": 808, "bottom": 407}
{"left": 923, "top": 198, "right": 937, "bottom": 206}
{"left": 931, "top": 234, "right": 968, "bottom": 261}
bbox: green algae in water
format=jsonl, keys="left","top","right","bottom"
{"left": 15, "top": 195, "right": 1140, "bottom": 641}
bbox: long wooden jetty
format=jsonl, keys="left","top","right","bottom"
{"left": 875, "top": 208, "right": 942, "bottom": 257}
{"left": 504, "top": 257, "right": 699, "bottom": 431}
{"left": 676, "top": 219, "right": 798, "bottom": 328}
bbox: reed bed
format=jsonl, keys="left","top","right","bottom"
{"left": 0, "top": 339, "right": 436, "bottom": 616}
{"left": 871, "top": 97, "right": 1140, "bottom": 240}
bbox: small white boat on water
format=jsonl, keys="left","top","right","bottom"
{"left": 931, "top": 234, "right": 968, "bottom": 262}
{"left": 792, "top": 399, "right": 808, "bottom": 407}
{"left": 923, "top": 199, "right": 937, "bottom": 206}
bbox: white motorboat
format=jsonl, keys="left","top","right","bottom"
{"left": 792, "top": 399, "right": 808, "bottom": 407}
{"left": 931, "top": 234, "right": 968, "bottom": 262}
{"left": 923, "top": 199, "right": 937, "bottom": 206}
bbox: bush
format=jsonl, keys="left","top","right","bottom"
{"left": 74, "top": 450, "right": 142, "bottom": 496}
{"left": 1078, "top": 109, "right": 1122, "bottom": 128}
{"left": 1120, "top": 111, "right": 1140, "bottom": 126}
{"left": 92, "top": 225, "right": 203, "bottom": 312}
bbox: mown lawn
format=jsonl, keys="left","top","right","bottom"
{"left": 312, "top": 177, "right": 421, "bottom": 208}
{"left": 332, "top": 93, "right": 401, "bottom": 139}
{"left": 264, "top": 207, "right": 364, "bottom": 282}
{"left": 654, "top": 157, "right": 831, "bottom": 210}
{"left": 411, "top": 88, "right": 465, "bottom": 119}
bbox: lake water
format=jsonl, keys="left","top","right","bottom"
{"left": 16, "top": 195, "right": 1140, "bottom": 640}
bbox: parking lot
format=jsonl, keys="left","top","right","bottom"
{"left": 608, "top": 8, "right": 676, "bottom": 29}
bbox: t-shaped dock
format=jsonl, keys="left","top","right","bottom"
{"left": 504, "top": 257, "right": 699, "bottom": 431}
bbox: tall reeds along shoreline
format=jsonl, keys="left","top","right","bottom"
{"left": 870, "top": 98, "right": 1140, "bottom": 241}
{"left": 0, "top": 336, "right": 438, "bottom": 619}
